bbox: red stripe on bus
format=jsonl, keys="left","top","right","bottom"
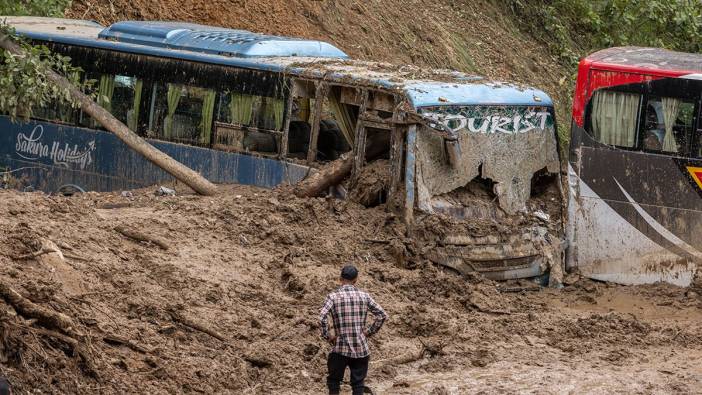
{"left": 571, "top": 60, "right": 693, "bottom": 127}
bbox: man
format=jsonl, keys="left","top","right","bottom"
{"left": 319, "top": 265, "right": 388, "bottom": 395}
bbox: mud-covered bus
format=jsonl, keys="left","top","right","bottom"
{"left": 568, "top": 47, "right": 702, "bottom": 286}
{"left": 2, "top": 17, "right": 564, "bottom": 282}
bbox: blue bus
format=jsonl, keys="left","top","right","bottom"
{"left": 2, "top": 17, "right": 563, "bottom": 281}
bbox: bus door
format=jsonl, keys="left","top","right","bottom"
{"left": 570, "top": 76, "right": 702, "bottom": 285}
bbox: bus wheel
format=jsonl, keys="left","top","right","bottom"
{"left": 56, "top": 184, "right": 85, "bottom": 196}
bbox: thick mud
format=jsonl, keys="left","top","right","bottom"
{"left": 1, "top": 186, "right": 701, "bottom": 394}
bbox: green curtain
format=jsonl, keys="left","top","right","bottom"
{"left": 230, "top": 93, "right": 254, "bottom": 126}
{"left": 92, "top": 74, "right": 116, "bottom": 127}
{"left": 328, "top": 88, "right": 356, "bottom": 146}
{"left": 264, "top": 97, "right": 284, "bottom": 130}
{"left": 200, "top": 89, "right": 216, "bottom": 145}
{"left": 127, "top": 79, "right": 143, "bottom": 131}
{"left": 298, "top": 98, "right": 311, "bottom": 122}
{"left": 165, "top": 84, "right": 182, "bottom": 138}
{"left": 260, "top": 97, "right": 285, "bottom": 130}
{"left": 97, "top": 74, "right": 115, "bottom": 113}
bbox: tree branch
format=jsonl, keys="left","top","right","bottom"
{"left": 0, "top": 31, "right": 219, "bottom": 196}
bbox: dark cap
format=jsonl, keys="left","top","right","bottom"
{"left": 340, "top": 265, "right": 358, "bottom": 280}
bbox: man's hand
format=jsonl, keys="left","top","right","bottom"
{"left": 328, "top": 335, "right": 337, "bottom": 345}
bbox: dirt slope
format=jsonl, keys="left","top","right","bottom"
{"left": 1, "top": 186, "right": 701, "bottom": 394}
{"left": 65, "top": 0, "right": 572, "bottom": 127}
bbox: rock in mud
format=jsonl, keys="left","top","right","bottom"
{"left": 471, "top": 348, "right": 496, "bottom": 367}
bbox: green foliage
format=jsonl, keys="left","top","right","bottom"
{"left": 0, "top": 26, "right": 92, "bottom": 121}
{"left": 508, "top": 0, "right": 702, "bottom": 68}
{"left": 0, "top": 0, "right": 90, "bottom": 121}
{"left": 0, "top": 0, "right": 71, "bottom": 17}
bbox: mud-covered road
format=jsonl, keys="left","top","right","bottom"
{"left": 1, "top": 186, "right": 701, "bottom": 394}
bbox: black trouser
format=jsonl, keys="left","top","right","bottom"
{"left": 327, "top": 352, "right": 369, "bottom": 395}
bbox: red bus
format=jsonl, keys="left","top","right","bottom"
{"left": 567, "top": 47, "right": 702, "bottom": 286}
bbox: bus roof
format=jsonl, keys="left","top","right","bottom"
{"left": 99, "top": 20, "right": 350, "bottom": 59}
{"left": 585, "top": 46, "right": 702, "bottom": 76}
{"left": 5, "top": 17, "right": 553, "bottom": 108}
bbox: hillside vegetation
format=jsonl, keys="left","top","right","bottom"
{"left": 507, "top": 0, "right": 702, "bottom": 68}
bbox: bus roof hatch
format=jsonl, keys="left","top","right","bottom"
{"left": 98, "top": 21, "right": 349, "bottom": 59}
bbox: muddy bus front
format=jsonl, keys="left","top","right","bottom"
{"left": 400, "top": 82, "right": 564, "bottom": 283}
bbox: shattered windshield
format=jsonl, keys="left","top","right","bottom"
{"left": 415, "top": 105, "right": 560, "bottom": 215}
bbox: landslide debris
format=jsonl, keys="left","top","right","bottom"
{"left": 1, "top": 186, "right": 701, "bottom": 393}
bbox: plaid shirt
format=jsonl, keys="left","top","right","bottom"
{"left": 319, "top": 284, "right": 388, "bottom": 358}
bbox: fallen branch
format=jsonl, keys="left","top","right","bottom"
{"left": 170, "top": 311, "right": 227, "bottom": 342}
{"left": 63, "top": 253, "right": 91, "bottom": 262}
{"left": 103, "top": 334, "right": 150, "bottom": 354}
{"left": 294, "top": 154, "right": 353, "bottom": 198}
{"left": 0, "top": 279, "right": 78, "bottom": 336}
{"left": 294, "top": 134, "right": 388, "bottom": 198}
{"left": 243, "top": 354, "right": 272, "bottom": 368}
{"left": 115, "top": 226, "right": 170, "bottom": 250}
{"left": 28, "top": 326, "right": 98, "bottom": 378}
{"left": 13, "top": 248, "right": 55, "bottom": 260}
{"left": 13, "top": 238, "right": 64, "bottom": 263}
{"left": 0, "top": 31, "right": 218, "bottom": 196}
{"left": 97, "top": 202, "right": 133, "bottom": 209}
{"left": 372, "top": 344, "right": 425, "bottom": 368}
{"left": 467, "top": 303, "right": 513, "bottom": 315}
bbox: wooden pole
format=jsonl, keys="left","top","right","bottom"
{"left": 350, "top": 90, "right": 369, "bottom": 187}
{"left": 404, "top": 124, "right": 417, "bottom": 225}
{"left": 306, "top": 82, "right": 329, "bottom": 163}
{"left": 0, "top": 33, "right": 219, "bottom": 196}
{"left": 279, "top": 83, "right": 297, "bottom": 160}
{"left": 388, "top": 100, "right": 405, "bottom": 208}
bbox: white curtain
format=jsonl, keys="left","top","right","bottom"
{"left": 661, "top": 97, "right": 681, "bottom": 153}
{"left": 591, "top": 90, "right": 640, "bottom": 147}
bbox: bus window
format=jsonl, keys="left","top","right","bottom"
{"left": 589, "top": 90, "right": 641, "bottom": 148}
{"left": 642, "top": 97, "right": 695, "bottom": 155}
{"left": 285, "top": 82, "right": 352, "bottom": 162}
{"left": 287, "top": 123, "right": 311, "bottom": 159}
{"left": 212, "top": 91, "right": 281, "bottom": 155}
{"left": 286, "top": 87, "right": 314, "bottom": 159}
{"left": 256, "top": 97, "right": 284, "bottom": 131}
{"left": 298, "top": 85, "right": 355, "bottom": 162}
{"left": 33, "top": 73, "right": 80, "bottom": 124}
{"left": 149, "top": 83, "right": 216, "bottom": 146}
{"left": 323, "top": 87, "right": 354, "bottom": 161}
{"left": 217, "top": 91, "right": 251, "bottom": 126}
{"left": 80, "top": 74, "right": 143, "bottom": 131}
{"left": 33, "top": 99, "right": 75, "bottom": 125}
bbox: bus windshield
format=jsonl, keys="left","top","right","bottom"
{"left": 417, "top": 105, "right": 560, "bottom": 215}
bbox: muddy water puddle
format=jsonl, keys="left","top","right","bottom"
{"left": 369, "top": 347, "right": 702, "bottom": 394}
{"left": 548, "top": 287, "right": 702, "bottom": 323}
